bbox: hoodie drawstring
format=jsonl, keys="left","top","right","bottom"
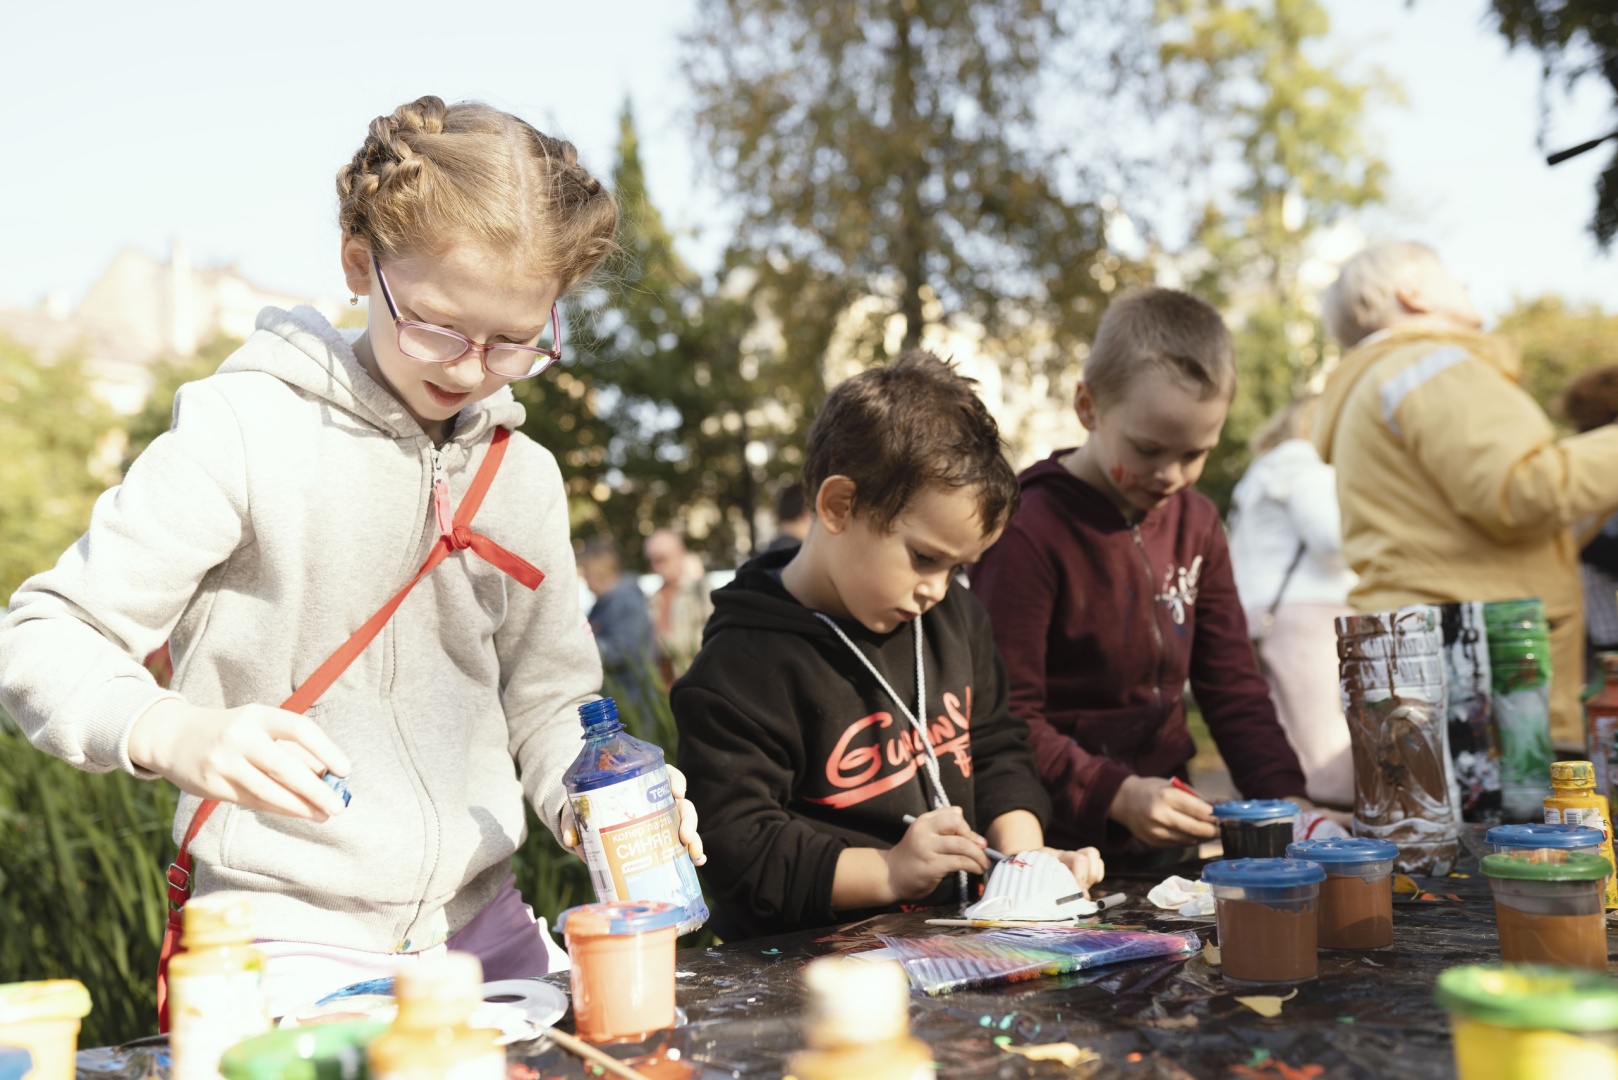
{"left": 813, "top": 611, "right": 969, "bottom": 904}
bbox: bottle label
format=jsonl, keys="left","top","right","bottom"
{"left": 570, "top": 768, "right": 704, "bottom": 916}
{"left": 1545, "top": 807, "right": 1561, "bottom": 824}
{"left": 169, "top": 970, "right": 269, "bottom": 1080}
{"left": 376, "top": 1053, "right": 505, "bottom": 1080}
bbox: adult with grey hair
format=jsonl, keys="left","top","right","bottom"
{"left": 1314, "top": 241, "right": 1618, "bottom": 748}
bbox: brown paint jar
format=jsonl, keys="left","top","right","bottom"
{"left": 1288, "top": 837, "right": 1396, "bottom": 950}
{"left": 1480, "top": 849, "right": 1612, "bottom": 972}
{"left": 1204, "top": 858, "right": 1325, "bottom": 986}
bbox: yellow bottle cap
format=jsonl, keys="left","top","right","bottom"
{"left": 394, "top": 953, "right": 485, "bottom": 1027}
{"left": 183, "top": 894, "right": 255, "bottom": 948}
{"left": 801, "top": 956, "right": 910, "bottom": 1049}
{"left": 1550, "top": 760, "right": 1597, "bottom": 787}
{"left": 0, "top": 980, "right": 91, "bottom": 1024}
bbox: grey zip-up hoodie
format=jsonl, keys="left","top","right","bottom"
{"left": 0, "top": 306, "right": 600, "bottom": 953}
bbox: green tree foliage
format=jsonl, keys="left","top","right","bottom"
{"left": 1496, "top": 293, "right": 1618, "bottom": 421}
{"left": 683, "top": 0, "right": 1153, "bottom": 373}
{"left": 517, "top": 104, "right": 814, "bottom": 565}
{"left": 0, "top": 337, "right": 118, "bottom": 600}
{"left": 1159, "top": 0, "right": 1392, "bottom": 510}
{"left": 122, "top": 335, "right": 240, "bottom": 469}
{"left": 1490, "top": 1, "right": 1618, "bottom": 246}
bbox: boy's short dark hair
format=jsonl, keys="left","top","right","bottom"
{"left": 1562, "top": 364, "right": 1618, "bottom": 433}
{"left": 802, "top": 350, "right": 1019, "bottom": 535}
{"left": 775, "top": 482, "right": 808, "bottom": 522}
{"left": 1084, "top": 287, "right": 1236, "bottom": 408}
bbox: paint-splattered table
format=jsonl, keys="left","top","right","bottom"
{"left": 510, "top": 839, "right": 1601, "bottom": 1080}
{"left": 74, "top": 837, "right": 1616, "bottom": 1080}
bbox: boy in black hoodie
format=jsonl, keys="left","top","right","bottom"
{"left": 673, "top": 352, "right": 1104, "bottom": 941}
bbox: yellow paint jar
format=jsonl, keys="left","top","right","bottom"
{"left": 0, "top": 980, "right": 91, "bottom": 1080}
{"left": 1436, "top": 965, "right": 1618, "bottom": 1079}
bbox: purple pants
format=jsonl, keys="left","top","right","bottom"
{"left": 255, "top": 875, "right": 566, "bottom": 1019}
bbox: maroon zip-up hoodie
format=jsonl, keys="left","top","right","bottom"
{"left": 969, "top": 452, "right": 1306, "bottom": 852}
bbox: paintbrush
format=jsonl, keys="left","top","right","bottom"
{"left": 540, "top": 1026, "right": 655, "bottom": 1080}
{"left": 902, "top": 814, "right": 1007, "bottom": 862}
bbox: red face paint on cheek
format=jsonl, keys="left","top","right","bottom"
{"left": 1110, "top": 464, "right": 1127, "bottom": 485}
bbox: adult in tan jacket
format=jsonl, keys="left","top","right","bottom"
{"left": 1314, "top": 242, "right": 1618, "bottom": 747}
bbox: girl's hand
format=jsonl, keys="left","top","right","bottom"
{"left": 128, "top": 699, "right": 351, "bottom": 820}
{"left": 1041, "top": 846, "right": 1105, "bottom": 897}
{"left": 559, "top": 764, "right": 706, "bottom": 867}
{"left": 882, "top": 806, "right": 990, "bottom": 901}
{"left": 1108, "top": 775, "right": 1218, "bottom": 847}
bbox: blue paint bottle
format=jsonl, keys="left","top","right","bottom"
{"left": 562, "top": 698, "right": 708, "bottom": 935}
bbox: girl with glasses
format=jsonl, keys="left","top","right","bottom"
{"left": 0, "top": 95, "right": 703, "bottom": 1019}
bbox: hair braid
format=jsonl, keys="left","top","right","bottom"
{"left": 337, "top": 96, "right": 616, "bottom": 290}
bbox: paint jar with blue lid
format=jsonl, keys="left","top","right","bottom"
{"left": 1288, "top": 837, "right": 1397, "bottom": 949}
{"left": 557, "top": 900, "right": 681, "bottom": 1043}
{"left": 1202, "top": 858, "right": 1324, "bottom": 985}
{"left": 1485, "top": 822, "right": 1605, "bottom": 860}
{"left": 1212, "top": 799, "right": 1299, "bottom": 859}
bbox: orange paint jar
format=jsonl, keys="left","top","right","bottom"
{"left": 557, "top": 900, "right": 680, "bottom": 1042}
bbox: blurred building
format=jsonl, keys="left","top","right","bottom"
{"left": 0, "top": 238, "right": 338, "bottom": 414}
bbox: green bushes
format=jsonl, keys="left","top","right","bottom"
{"left": 0, "top": 671, "right": 703, "bottom": 1047}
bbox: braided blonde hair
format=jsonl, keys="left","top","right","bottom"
{"left": 337, "top": 96, "right": 617, "bottom": 293}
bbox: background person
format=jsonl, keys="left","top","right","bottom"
{"left": 1228, "top": 395, "right": 1356, "bottom": 808}
{"left": 645, "top": 527, "right": 713, "bottom": 685}
{"left": 1314, "top": 241, "right": 1618, "bottom": 749}
{"left": 577, "top": 537, "right": 659, "bottom": 725}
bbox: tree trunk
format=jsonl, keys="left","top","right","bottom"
{"left": 891, "top": 0, "right": 927, "bottom": 354}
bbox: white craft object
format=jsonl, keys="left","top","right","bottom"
{"left": 1147, "top": 875, "right": 1210, "bottom": 911}
{"left": 962, "top": 850, "right": 1098, "bottom": 921}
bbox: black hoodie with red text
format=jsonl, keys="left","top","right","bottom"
{"left": 969, "top": 453, "right": 1307, "bottom": 854}
{"left": 671, "top": 547, "right": 1051, "bottom": 942}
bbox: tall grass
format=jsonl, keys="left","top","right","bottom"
{"left": 0, "top": 715, "right": 175, "bottom": 1047}
{"left": 0, "top": 668, "right": 705, "bottom": 1047}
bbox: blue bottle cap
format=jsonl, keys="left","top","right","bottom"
{"left": 578, "top": 697, "right": 621, "bottom": 728}
{"left": 556, "top": 899, "right": 684, "bottom": 937}
{"left": 1287, "top": 837, "right": 1398, "bottom": 864}
{"left": 1211, "top": 799, "right": 1300, "bottom": 822}
{"left": 1485, "top": 823, "right": 1606, "bottom": 851}
{"left": 1202, "top": 858, "right": 1326, "bottom": 888}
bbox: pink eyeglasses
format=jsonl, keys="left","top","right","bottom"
{"left": 372, "top": 254, "right": 562, "bottom": 380}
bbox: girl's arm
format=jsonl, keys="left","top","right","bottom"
{"left": 492, "top": 441, "right": 605, "bottom": 845}
{"left": 0, "top": 382, "right": 247, "bottom": 775}
{"left": 0, "top": 382, "right": 349, "bottom": 818}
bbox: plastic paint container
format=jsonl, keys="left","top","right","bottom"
{"left": 563, "top": 698, "right": 708, "bottom": 935}
{"left": 221, "top": 1020, "right": 388, "bottom": 1080}
{"left": 558, "top": 899, "right": 680, "bottom": 1042}
{"left": 1203, "top": 858, "right": 1325, "bottom": 986}
{"left": 1286, "top": 837, "right": 1397, "bottom": 949}
{"left": 1485, "top": 823, "right": 1605, "bottom": 859}
{"left": 1436, "top": 965, "right": 1618, "bottom": 1079}
{"left": 1211, "top": 800, "right": 1299, "bottom": 859}
{"left": 0, "top": 981, "right": 90, "bottom": 1080}
{"left": 1480, "top": 850, "right": 1612, "bottom": 971}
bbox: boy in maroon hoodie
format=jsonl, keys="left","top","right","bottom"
{"left": 971, "top": 288, "right": 1311, "bottom": 858}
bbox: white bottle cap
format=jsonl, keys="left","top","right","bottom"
{"left": 802, "top": 956, "right": 910, "bottom": 1048}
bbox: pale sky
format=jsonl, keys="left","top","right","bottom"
{"left": 2, "top": 0, "right": 1614, "bottom": 321}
